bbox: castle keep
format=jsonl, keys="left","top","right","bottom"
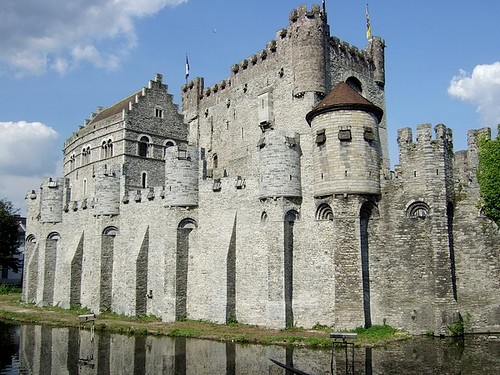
{"left": 23, "top": 5, "right": 499, "bottom": 335}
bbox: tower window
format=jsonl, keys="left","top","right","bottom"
{"left": 155, "top": 107, "right": 164, "bottom": 118}
{"left": 346, "top": 76, "right": 363, "bottom": 94}
{"left": 101, "top": 139, "right": 113, "bottom": 159}
{"left": 338, "top": 129, "right": 352, "bottom": 141}
{"left": 138, "top": 136, "right": 151, "bottom": 157}
{"left": 316, "top": 129, "right": 326, "bottom": 145}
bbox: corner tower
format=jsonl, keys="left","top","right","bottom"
{"left": 306, "top": 82, "right": 383, "bottom": 196}
{"left": 289, "top": 5, "right": 328, "bottom": 97}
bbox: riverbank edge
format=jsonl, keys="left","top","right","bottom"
{"left": 0, "top": 293, "right": 411, "bottom": 349}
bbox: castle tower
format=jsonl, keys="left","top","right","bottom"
{"left": 94, "top": 165, "right": 121, "bottom": 216}
{"left": 258, "top": 130, "right": 302, "bottom": 199}
{"left": 367, "top": 37, "right": 385, "bottom": 86}
{"left": 39, "top": 178, "right": 64, "bottom": 223}
{"left": 306, "top": 82, "right": 383, "bottom": 196}
{"left": 164, "top": 144, "right": 199, "bottom": 207}
{"left": 289, "top": 5, "right": 328, "bottom": 97}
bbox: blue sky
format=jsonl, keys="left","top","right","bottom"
{"left": 1, "top": 0, "right": 499, "bottom": 214}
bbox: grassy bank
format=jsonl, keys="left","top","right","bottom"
{"left": 0, "top": 291, "right": 410, "bottom": 349}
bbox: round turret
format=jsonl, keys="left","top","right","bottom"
{"left": 306, "top": 82, "right": 383, "bottom": 196}
{"left": 258, "top": 130, "right": 301, "bottom": 199}
{"left": 367, "top": 37, "right": 385, "bottom": 86}
{"left": 94, "top": 165, "right": 120, "bottom": 216}
{"left": 289, "top": 5, "right": 327, "bottom": 96}
{"left": 164, "top": 144, "right": 199, "bottom": 207}
{"left": 40, "top": 178, "right": 64, "bottom": 223}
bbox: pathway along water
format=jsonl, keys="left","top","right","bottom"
{"left": 1, "top": 322, "right": 499, "bottom": 374}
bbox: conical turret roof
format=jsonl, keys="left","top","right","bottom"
{"left": 306, "top": 82, "right": 383, "bottom": 125}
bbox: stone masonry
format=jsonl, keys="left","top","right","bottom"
{"left": 23, "top": 4, "right": 499, "bottom": 335}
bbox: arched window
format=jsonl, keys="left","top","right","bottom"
{"left": 138, "top": 136, "right": 151, "bottom": 157}
{"left": 107, "top": 139, "right": 113, "bottom": 157}
{"left": 26, "top": 234, "right": 36, "bottom": 243}
{"left": 47, "top": 232, "right": 61, "bottom": 241}
{"left": 101, "top": 139, "right": 113, "bottom": 159}
{"left": 103, "top": 226, "right": 118, "bottom": 236}
{"left": 178, "top": 218, "right": 197, "bottom": 230}
{"left": 163, "top": 140, "right": 176, "bottom": 158}
{"left": 346, "top": 76, "right": 363, "bottom": 94}
{"left": 406, "top": 201, "right": 430, "bottom": 218}
{"left": 141, "top": 172, "right": 147, "bottom": 188}
{"left": 316, "top": 203, "right": 333, "bottom": 221}
{"left": 82, "top": 146, "right": 91, "bottom": 165}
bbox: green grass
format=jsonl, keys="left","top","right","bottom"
{"left": 0, "top": 293, "right": 410, "bottom": 348}
{"left": 0, "top": 284, "right": 22, "bottom": 295}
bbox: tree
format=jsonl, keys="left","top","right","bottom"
{"left": 477, "top": 129, "right": 500, "bottom": 226}
{"left": 0, "top": 199, "right": 20, "bottom": 272}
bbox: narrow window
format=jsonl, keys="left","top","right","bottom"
{"left": 138, "top": 136, "right": 150, "bottom": 157}
{"left": 107, "top": 139, "right": 113, "bottom": 157}
{"left": 141, "top": 172, "right": 147, "bottom": 188}
{"left": 155, "top": 108, "right": 163, "bottom": 118}
{"left": 213, "top": 154, "right": 218, "bottom": 169}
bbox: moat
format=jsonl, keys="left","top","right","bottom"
{"left": 1, "top": 322, "right": 499, "bottom": 374}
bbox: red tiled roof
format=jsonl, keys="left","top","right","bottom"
{"left": 306, "top": 82, "right": 383, "bottom": 124}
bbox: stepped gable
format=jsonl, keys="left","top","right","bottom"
{"left": 306, "top": 81, "right": 383, "bottom": 124}
{"left": 88, "top": 91, "right": 139, "bottom": 125}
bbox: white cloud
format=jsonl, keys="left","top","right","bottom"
{"left": 0, "top": 121, "right": 59, "bottom": 176}
{"left": 448, "top": 62, "right": 500, "bottom": 126}
{"left": 0, "top": 121, "right": 61, "bottom": 214}
{"left": 0, "top": 0, "right": 187, "bottom": 77}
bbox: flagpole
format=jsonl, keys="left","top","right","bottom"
{"left": 365, "top": 4, "right": 372, "bottom": 40}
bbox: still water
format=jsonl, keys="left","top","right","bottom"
{"left": 0, "top": 322, "right": 499, "bottom": 374}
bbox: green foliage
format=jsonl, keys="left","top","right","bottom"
{"left": 447, "top": 312, "right": 472, "bottom": 337}
{"left": 312, "top": 322, "right": 332, "bottom": 331}
{"left": 169, "top": 328, "right": 199, "bottom": 338}
{"left": 354, "top": 324, "right": 398, "bottom": 339}
{"left": 0, "top": 284, "right": 22, "bottom": 295}
{"left": 0, "top": 199, "right": 20, "bottom": 272}
{"left": 477, "top": 131, "right": 500, "bottom": 226}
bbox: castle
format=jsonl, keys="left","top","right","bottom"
{"left": 23, "top": 5, "right": 499, "bottom": 335}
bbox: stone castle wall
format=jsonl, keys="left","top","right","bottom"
{"left": 23, "top": 4, "right": 499, "bottom": 335}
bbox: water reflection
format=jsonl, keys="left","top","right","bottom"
{"left": 0, "top": 323, "right": 20, "bottom": 374}
{"left": 0, "top": 323, "right": 498, "bottom": 374}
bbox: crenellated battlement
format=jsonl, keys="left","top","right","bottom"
{"left": 330, "top": 36, "right": 369, "bottom": 63}
{"left": 397, "top": 123, "right": 453, "bottom": 149}
{"left": 288, "top": 4, "right": 325, "bottom": 24}
{"left": 181, "top": 38, "right": 279, "bottom": 103}
{"left": 181, "top": 4, "right": 330, "bottom": 107}
{"left": 25, "top": 4, "right": 500, "bottom": 337}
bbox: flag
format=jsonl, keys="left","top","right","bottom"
{"left": 365, "top": 4, "right": 372, "bottom": 40}
{"left": 185, "top": 55, "right": 190, "bottom": 80}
